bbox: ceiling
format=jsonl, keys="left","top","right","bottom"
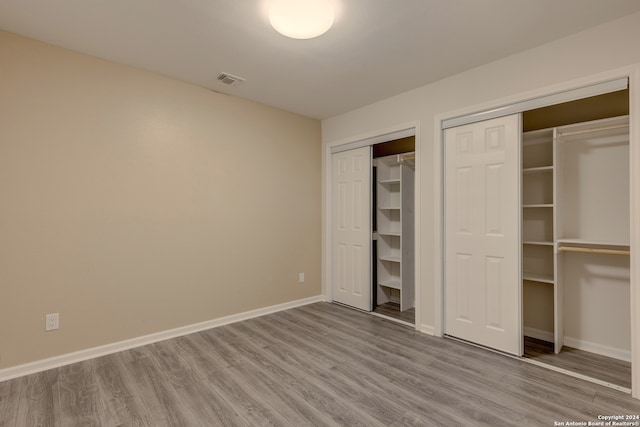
{"left": 1, "top": 1, "right": 640, "bottom": 120}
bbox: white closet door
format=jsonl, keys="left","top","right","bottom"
{"left": 444, "top": 114, "right": 522, "bottom": 356}
{"left": 332, "top": 147, "right": 372, "bottom": 311}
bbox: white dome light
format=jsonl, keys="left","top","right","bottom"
{"left": 268, "top": 0, "right": 334, "bottom": 39}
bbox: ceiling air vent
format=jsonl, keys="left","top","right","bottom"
{"left": 217, "top": 72, "right": 246, "bottom": 86}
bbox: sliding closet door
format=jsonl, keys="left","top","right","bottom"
{"left": 332, "top": 147, "right": 372, "bottom": 311}
{"left": 444, "top": 114, "right": 522, "bottom": 355}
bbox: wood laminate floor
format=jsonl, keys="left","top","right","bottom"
{"left": 524, "top": 336, "right": 632, "bottom": 389}
{"left": 373, "top": 302, "right": 415, "bottom": 324}
{"left": 2, "top": 302, "right": 640, "bottom": 426}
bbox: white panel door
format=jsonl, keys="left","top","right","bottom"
{"left": 444, "top": 114, "right": 522, "bottom": 355}
{"left": 332, "top": 147, "right": 371, "bottom": 311}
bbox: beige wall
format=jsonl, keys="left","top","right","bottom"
{"left": 323, "top": 12, "right": 640, "bottom": 335}
{"left": 0, "top": 31, "right": 321, "bottom": 369}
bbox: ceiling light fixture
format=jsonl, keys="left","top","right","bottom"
{"left": 268, "top": 0, "right": 334, "bottom": 39}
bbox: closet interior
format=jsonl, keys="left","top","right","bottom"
{"left": 521, "top": 89, "right": 631, "bottom": 389}
{"left": 372, "top": 137, "right": 416, "bottom": 325}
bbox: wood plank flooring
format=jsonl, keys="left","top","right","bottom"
{"left": 373, "top": 302, "right": 415, "bottom": 324}
{"left": 524, "top": 336, "right": 632, "bottom": 389}
{"left": 2, "top": 302, "right": 640, "bottom": 426}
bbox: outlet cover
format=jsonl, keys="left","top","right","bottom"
{"left": 45, "top": 313, "right": 59, "bottom": 331}
{"left": 298, "top": 272, "right": 305, "bottom": 284}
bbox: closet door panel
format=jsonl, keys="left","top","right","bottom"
{"left": 445, "top": 114, "right": 521, "bottom": 356}
{"left": 332, "top": 147, "right": 372, "bottom": 311}
{"left": 454, "top": 253, "right": 473, "bottom": 322}
{"left": 485, "top": 256, "right": 506, "bottom": 330}
{"left": 455, "top": 167, "right": 472, "bottom": 233}
{"left": 485, "top": 163, "right": 504, "bottom": 235}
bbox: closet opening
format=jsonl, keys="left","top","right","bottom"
{"left": 521, "top": 88, "right": 631, "bottom": 390}
{"left": 372, "top": 137, "right": 416, "bottom": 325}
{"left": 329, "top": 130, "right": 417, "bottom": 326}
{"left": 442, "top": 80, "right": 634, "bottom": 393}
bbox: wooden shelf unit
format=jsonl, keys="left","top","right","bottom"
{"left": 376, "top": 154, "right": 415, "bottom": 312}
{"left": 522, "top": 127, "right": 558, "bottom": 352}
{"left": 522, "top": 115, "right": 631, "bottom": 357}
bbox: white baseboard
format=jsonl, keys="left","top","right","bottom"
{"left": 0, "top": 295, "right": 324, "bottom": 383}
{"left": 522, "top": 328, "right": 630, "bottom": 362}
{"left": 523, "top": 326, "right": 555, "bottom": 343}
{"left": 419, "top": 323, "right": 435, "bottom": 336}
{"left": 563, "top": 336, "right": 631, "bottom": 362}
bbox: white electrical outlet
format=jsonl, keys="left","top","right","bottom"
{"left": 298, "top": 272, "right": 305, "bottom": 284}
{"left": 45, "top": 313, "right": 59, "bottom": 331}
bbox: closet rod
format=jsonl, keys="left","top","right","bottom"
{"left": 398, "top": 152, "right": 415, "bottom": 162}
{"left": 558, "top": 246, "right": 630, "bottom": 256}
{"left": 557, "top": 123, "right": 628, "bottom": 138}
